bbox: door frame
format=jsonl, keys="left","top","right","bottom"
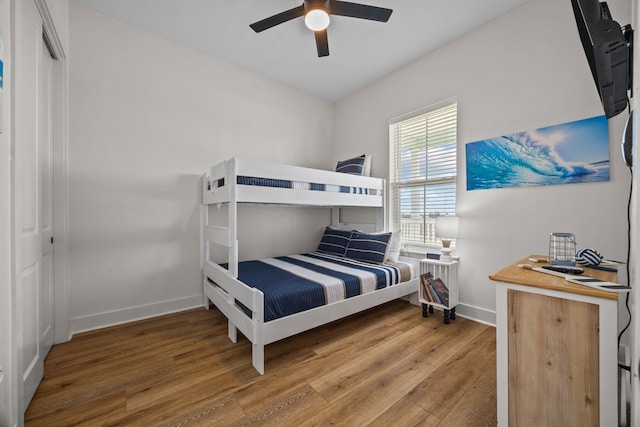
{"left": 36, "top": 0, "right": 70, "bottom": 344}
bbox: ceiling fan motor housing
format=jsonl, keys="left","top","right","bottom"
{"left": 305, "top": 0, "right": 330, "bottom": 14}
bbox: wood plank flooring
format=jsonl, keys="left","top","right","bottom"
{"left": 25, "top": 300, "right": 497, "bottom": 426}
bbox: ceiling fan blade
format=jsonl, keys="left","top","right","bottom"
{"left": 315, "top": 30, "right": 329, "bottom": 57}
{"left": 330, "top": 1, "right": 393, "bottom": 22}
{"left": 250, "top": 5, "right": 305, "bottom": 32}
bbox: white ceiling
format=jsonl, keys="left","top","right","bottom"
{"left": 71, "top": 0, "right": 528, "bottom": 102}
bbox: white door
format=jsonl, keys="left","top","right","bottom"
{"left": 15, "top": 0, "right": 55, "bottom": 410}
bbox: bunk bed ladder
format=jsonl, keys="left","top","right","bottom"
{"left": 202, "top": 162, "right": 246, "bottom": 349}
{"left": 202, "top": 161, "right": 239, "bottom": 278}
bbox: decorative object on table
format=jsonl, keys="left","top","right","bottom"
{"left": 465, "top": 115, "right": 609, "bottom": 191}
{"left": 575, "top": 247, "right": 619, "bottom": 272}
{"left": 434, "top": 216, "right": 459, "bottom": 262}
{"left": 575, "top": 247, "right": 604, "bottom": 266}
{"left": 542, "top": 265, "right": 584, "bottom": 275}
{"left": 549, "top": 232, "right": 576, "bottom": 266}
{"left": 565, "top": 276, "right": 630, "bottom": 292}
{"left": 517, "top": 263, "right": 583, "bottom": 278}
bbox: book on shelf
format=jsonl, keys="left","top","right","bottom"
{"left": 431, "top": 277, "right": 449, "bottom": 306}
{"left": 420, "top": 272, "right": 449, "bottom": 306}
{"left": 420, "top": 272, "right": 434, "bottom": 301}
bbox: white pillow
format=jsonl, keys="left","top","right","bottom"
{"left": 363, "top": 154, "right": 372, "bottom": 177}
{"left": 386, "top": 230, "right": 401, "bottom": 262}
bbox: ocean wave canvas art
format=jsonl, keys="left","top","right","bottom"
{"left": 465, "top": 115, "right": 609, "bottom": 190}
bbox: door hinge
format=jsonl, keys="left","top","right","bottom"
{"left": 51, "top": 236, "right": 54, "bottom": 245}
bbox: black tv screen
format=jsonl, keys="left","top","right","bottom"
{"left": 570, "top": 0, "right": 632, "bottom": 119}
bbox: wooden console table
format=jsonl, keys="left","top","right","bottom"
{"left": 490, "top": 255, "right": 619, "bottom": 426}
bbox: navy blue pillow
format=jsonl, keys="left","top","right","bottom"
{"left": 336, "top": 155, "right": 366, "bottom": 175}
{"left": 345, "top": 232, "right": 392, "bottom": 264}
{"left": 316, "top": 228, "right": 353, "bottom": 257}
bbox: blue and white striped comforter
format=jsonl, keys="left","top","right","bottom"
{"left": 234, "top": 252, "right": 403, "bottom": 322}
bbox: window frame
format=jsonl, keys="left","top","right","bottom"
{"left": 388, "top": 98, "right": 458, "bottom": 247}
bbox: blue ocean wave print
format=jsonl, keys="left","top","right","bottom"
{"left": 466, "top": 116, "right": 609, "bottom": 190}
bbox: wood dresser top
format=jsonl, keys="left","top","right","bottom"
{"left": 489, "top": 255, "right": 619, "bottom": 301}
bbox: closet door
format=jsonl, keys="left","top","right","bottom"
{"left": 15, "top": 0, "right": 54, "bottom": 410}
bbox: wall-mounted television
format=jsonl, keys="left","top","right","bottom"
{"left": 570, "top": 0, "right": 633, "bottom": 119}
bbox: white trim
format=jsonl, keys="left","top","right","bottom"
{"left": 69, "top": 295, "right": 204, "bottom": 335}
{"left": 409, "top": 299, "right": 497, "bottom": 327}
{"left": 389, "top": 96, "right": 458, "bottom": 125}
{"left": 7, "top": 0, "right": 19, "bottom": 423}
{"left": 34, "top": 0, "right": 66, "bottom": 60}
{"left": 388, "top": 100, "right": 458, "bottom": 245}
{"left": 51, "top": 56, "right": 69, "bottom": 343}
{"left": 454, "top": 302, "right": 496, "bottom": 327}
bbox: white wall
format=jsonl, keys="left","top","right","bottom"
{"left": 68, "top": 6, "right": 335, "bottom": 332}
{"left": 334, "top": 0, "right": 633, "bottom": 324}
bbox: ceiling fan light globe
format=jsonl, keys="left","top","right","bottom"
{"left": 305, "top": 9, "right": 330, "bottom": 31}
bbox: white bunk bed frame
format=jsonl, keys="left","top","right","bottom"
{"left": 202, "top": 157, "right": 419, "bottom": 375}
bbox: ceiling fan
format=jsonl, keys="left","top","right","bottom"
{"left": 250, "top": 1, "right": 393, "bottom": 57}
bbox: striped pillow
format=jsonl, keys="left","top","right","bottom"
{"left": 345, "top": 232, "right": 392, "bottom": 264}
{"left": 336, "top": 155, "right": 366, "bottom": 175}
{"left": 316, "top": 228, "right": 353, "bottom": 257}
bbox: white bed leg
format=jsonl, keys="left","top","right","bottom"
{"left": 228, "top": 321, "right": 238, "bottom": 343}
{"left": 253, "top": 342, "right": 265, "bottom": 375}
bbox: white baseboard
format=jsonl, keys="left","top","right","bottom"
{"left": 410, "top": 298, "right": 496, "bottom": 327}
{"left": 70, "top": 293, "right": 496, "bottom": 336}
{"left": 455, "top": 303, "right": 496, "bottom": 327}
{"left": 70, "top": 294, "right": 204, "bottom": 336}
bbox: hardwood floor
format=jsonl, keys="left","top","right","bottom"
{"left": 25, "top": 300, "right": 497, "bottom": 426}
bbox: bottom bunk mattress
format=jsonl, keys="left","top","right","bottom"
{"left": 224, "top": 252, "right": 413, "bottom": 322}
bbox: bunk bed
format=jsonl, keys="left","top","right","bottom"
{"left": 202, "top": 157, "right": 419, "bottom": 375}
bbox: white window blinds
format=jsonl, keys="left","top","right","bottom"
{"left": 389, "top": 101, "right": 457, "bottom": 245}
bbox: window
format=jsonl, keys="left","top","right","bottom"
{"left": 389, "top": 100, "right": 457, "bottom": 245}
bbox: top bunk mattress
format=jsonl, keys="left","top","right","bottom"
{"left": 223, "top": 252, "right": 412, "bottom": 322}
{"left": 203, "top": 157, "right": 384, "bottom": 207}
